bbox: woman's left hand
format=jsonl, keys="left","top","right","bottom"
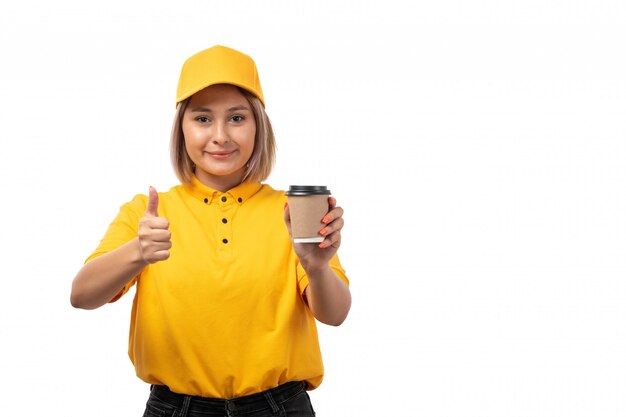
{"left": 284, "top": 196, "right": 344, "bottom": 271}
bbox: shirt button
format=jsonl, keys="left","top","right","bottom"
{"left": 237, "top": 197, "right": 243, "bottom": 203}
{"left": 221, "top": 196, "right": 227, "bottom": 202}
{"left": 222, "top": 218, "right": 228, "bottom": 224}
{"left": 222, "top": 238, "right": 228, "bottom": 244}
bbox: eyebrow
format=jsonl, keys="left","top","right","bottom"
{"left": 189, "top": 105, "right": 251, "bottom": 113}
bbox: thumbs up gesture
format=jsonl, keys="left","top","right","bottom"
{"left": 138, "top": 186, "right": 171, "bottom": 264}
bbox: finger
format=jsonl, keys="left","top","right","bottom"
{"left": 146, "top": 186, "right": 159, "bottom": 217}
{"left": 141, "top": 240, "right": 172, "bottom": 254}
{"left": 151, "top": 249, "right": 171, "bottom": 262}
{"left": 156, "top": 250, "right": 171, "bottom": 260}
{"left": 320, "top": 196, "right": 336, "bottom": 224}
{"left": 152, "top": 240, "right": 173, "bottom": 251}
{"left": 322, "top": 205, "right": 344, "bottom": 224}
{"left": 319, "top": 217, "right": 344, "bottom": 237}
{"left": 139, "top": 217, "right": 170, "bottom": 235}
{"left": 147, "top": 217, "right": 170, "bottom": 230}
{"left": 330, "top": 233, "right": 342, "bottom": 248}
{"left": 320, "top": 231, "right": 341, "bottom": 249}
{"left": 139, "top": 240, "right": 171, "bottom": 264}
{"left": 138, "top": 228, "right": 170, "bottom": 244}
{"left": 150, "top": 229, "right": 172, "bottom": 243}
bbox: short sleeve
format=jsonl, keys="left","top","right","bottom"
{"left": 84, "top": 194, "right": 148, "bottom": 303}
{"left": 296, "top": 253, "right": 349, "bottom": 296}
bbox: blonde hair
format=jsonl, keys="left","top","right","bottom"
{"left": 170, "top": 87, "right": 276, "bottom": 185}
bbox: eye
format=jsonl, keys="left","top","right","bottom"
{"left": 195, "top": 116, "right": 210, "bottom": 123}
{"left": 231, "top": 115, "right": 245, "bottom": 122}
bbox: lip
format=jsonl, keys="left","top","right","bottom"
{"left": 206, "top": 150, "right": 236, "bottom": 160}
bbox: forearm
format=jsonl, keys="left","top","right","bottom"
{"left": 70, "top": 238, "right": 147, "bottom": 310}
{"left": 304, "top": 265, "right": 351, "bottom": 326}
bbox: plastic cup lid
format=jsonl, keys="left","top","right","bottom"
{"left": 285, "top": 185, "right": 331, "bottom": 196}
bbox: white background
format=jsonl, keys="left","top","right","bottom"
{"left": 1, "top": 1, "right": 625, "bottom": 416}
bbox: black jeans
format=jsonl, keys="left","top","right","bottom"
{"left": 143, "top": 381, "right": 316, "bottom": 417}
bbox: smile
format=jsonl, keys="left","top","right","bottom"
{"left": 206, "top": 150, "right": 237, "bottom": 160}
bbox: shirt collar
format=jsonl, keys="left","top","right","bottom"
{"left": 183, "top": 175, "right": 263, "bottom": 206}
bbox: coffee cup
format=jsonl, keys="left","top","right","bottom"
{"left": 285, "top": 185, "right": 331, "bottom": 243}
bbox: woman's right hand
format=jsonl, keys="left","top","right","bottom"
{"left": 138, "top": 186, "right": 172, "bottom": 264}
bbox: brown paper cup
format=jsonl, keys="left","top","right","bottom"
{"left": 285, "top": 186, "right": 331, "bottom": 244}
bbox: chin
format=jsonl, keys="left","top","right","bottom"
{"left": 200, "top": 165, "right": 246, "bottom": 178}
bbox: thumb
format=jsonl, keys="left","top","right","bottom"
{"left": 283, "top": 202, "right": 292, "bottom": 236}
{"left": 145, "top": 186, "right": 159, "bottom": 217}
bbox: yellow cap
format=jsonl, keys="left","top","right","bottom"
{"left": 176, "top": 45, "right": 265, "bottom": 107}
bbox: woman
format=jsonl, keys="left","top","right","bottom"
{"left": 70, "top": 45, "right": 351, "bottom": 416}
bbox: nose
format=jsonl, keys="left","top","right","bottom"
{"left": 212, "top": 121, "right": 230, "bottom": 144}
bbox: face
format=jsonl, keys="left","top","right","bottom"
{"left": 182, "top": 84, "right": 256, "bottom": 191}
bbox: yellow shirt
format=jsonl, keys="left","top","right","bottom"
{"left": 86, "top": 176, "right": 348, "bottom": 398}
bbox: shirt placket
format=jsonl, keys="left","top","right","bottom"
{"left": 218, "top": 193, "right": 234, "bottom": 256}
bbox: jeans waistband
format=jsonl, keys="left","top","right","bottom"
{"left": 150, "top": 381, "right": 307, "bottom": 415}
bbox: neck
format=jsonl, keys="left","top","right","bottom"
{"left": 194, "top": 169, "right": 245, "bottom": 192}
